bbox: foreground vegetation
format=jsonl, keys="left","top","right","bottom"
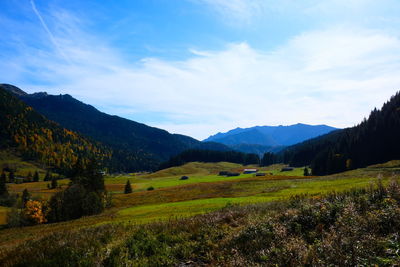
{"left": 1, "top": 160, "right": 400, "bottom": 266}
{"left": 1, "top": 178, "right": 399, "bottom": 266}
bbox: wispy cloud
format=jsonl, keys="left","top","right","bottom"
{"left": 2, "top": 4, "right": 400, "bottom": 139}
{"left": 30, "top": 0, "right": 71, "bottom": 64}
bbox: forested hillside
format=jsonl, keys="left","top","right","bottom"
{"left": 3, "top": 85, "right": 229, "bottom": 171}
{"left": 282, "top": 91, "right": 400, "bottom": 175}
{"left": 0, "top": 88, "right": 110, "bottom": 174}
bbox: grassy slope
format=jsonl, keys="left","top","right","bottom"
{"left": 0, "top": 150, "right": 48, "bottom": 178}
{"left": 1, "top": 179, "right": 399, "bottom": 266}
{"left": 0, "top": 161, "right": 398, "bottom": 250}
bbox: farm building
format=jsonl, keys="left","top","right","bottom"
{"left": 243, "top": 168, "right": 258, "bottom": 174}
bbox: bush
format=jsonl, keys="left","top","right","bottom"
{"left": 147, "top": 186, "right": 154, "bottom": 191}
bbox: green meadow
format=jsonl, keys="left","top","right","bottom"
{"left": 1, "top": 160, "right": 398, "bottom": 250}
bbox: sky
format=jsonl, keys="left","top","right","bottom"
{"left": 1, "top": 0, "right": 400, "bottom": 140}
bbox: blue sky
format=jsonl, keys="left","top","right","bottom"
{"left": 1, "top": 0, "right": 400, "bottom": 139}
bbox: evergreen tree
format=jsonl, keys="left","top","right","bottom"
{"left": 124, "top": 180, "right": 132, "bottom": 194}
{"left": 0, "top": 171, "right": 8, "bottom": 196}
{"left": 22, "top": 189, "right": 30, "bottom": 207}
{"left": 1, "top": 171, "right": 6, "bottom": 183}
{"left": 72, "top": 160, "right": 105, "bottom": 193}
{"left": 33, "top": 171, "right": 39, "bottom": 182}
{"left": 44, "top": 171, "right": 51, "bottom": 181}
{"left": 26, "top": 171, "right": 32, "bottom": 182}
{"left": 261, "top": 152, "right": 275, "bottom": 166}
{"left": 51, "top": 177, "right": 58, "bottom": 189}
{"left": 303, "top": 167, "right": 310, "bottom": 176}
{"left": 9, "top": 170, "right": 15, "bottom": 183}
{"left": 47, "top": 159, "right": 106, "bottom": 223}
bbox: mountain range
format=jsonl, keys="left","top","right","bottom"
{"left": 204, "top": 124, "right": 338, "bottom": 152}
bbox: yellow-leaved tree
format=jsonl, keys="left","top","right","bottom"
{"left": 24, "top": 200, "right": 47, "bottom": 225}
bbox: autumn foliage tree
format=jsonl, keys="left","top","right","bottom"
{"left": 23, "top": 200, "right": 47, "bottom": 225}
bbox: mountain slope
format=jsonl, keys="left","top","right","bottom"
{"left": 0, "top": 87, "right": 110, "bottom": 174}
{"left": 1, "top": 84, "right": 229, "bottom": 171}
{"left": 204, "top": 124, "right": 338, "bottom": 148}
{"left": 282, "top": 91, "right": 400, "bottom": 175}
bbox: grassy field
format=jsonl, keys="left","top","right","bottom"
{"left": 0, "top": 160, "right": 398, "bottom": 251}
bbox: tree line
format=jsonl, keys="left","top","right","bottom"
{"left": 279, "top": 91, "right": 400, "bottom": 175}
{"left": 2, "top": 159, "right": 109, "bottom": 227}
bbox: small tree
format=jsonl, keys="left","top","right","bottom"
{"left": 22, "top": 189, "right": 30, "bottom": 207}
{"left": 304, "top": 167, "right": 310, "bottom": 176}
{"left": 23, "top": 200, "right": 47, "bottom": 225}
{"left": 9, "top": 170, "right": 15, "bottom": 183}
{"left": 26, "top": 171, "right": 33, "bottom": 182}
{"left": 44, "top": 171, "right": 51, "bottom": 181}
{"left": 51, "top": 177, "right": 58, "bottom": 189}
{"left": 124, "top": 180, "right": 132, "bottom": 194}
{"left": 0, "top": 171, "right": 8, "bottom": 196}
{"left": 33, "top": 171, "right": 39, "bottom": 182}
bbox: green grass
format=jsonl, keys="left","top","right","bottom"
{"left": 104, "top": 162, "right": 306, "bottom": 193}
{"left": 142, "top": 161, "right": 244, "bottom": 178}
{"left": 0, "top": 160, "right": 397, "bottom": 250}
{"left": 114, "top": 174, "right": 386, "bottom": 224}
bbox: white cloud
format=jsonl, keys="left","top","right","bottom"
{"left": 2, "top": 8, "right": 400, "bottom": 140}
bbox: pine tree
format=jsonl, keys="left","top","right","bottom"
{"left": 26, "top": 171, "right": 32, "bottom": 182}
{"left": 22, "top": 189, "right": 30, "bottom": 207}
{"left": 33, "top": 171, "right": 39, "bottom": 182}
{"left": 0, "top": 171, "right": 8, "bottom": 196}
{"left": 51, "top": 177, "right": 58, "bottom": 189}
{"left": 44, "top": 171, "right": 51, "bottom": 181}
{"left": 124, "top": 180, "right": 132, "bottom": 194}
{"left": 9, "top": 170, "right": 15, "bottom": 183}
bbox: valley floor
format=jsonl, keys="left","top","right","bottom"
{"left": 0, "top": 161, "right": 400, "bottom": 265}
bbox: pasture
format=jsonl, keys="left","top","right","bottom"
{"left": 0, "top": 161, "right": 398, "bottom": 250}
